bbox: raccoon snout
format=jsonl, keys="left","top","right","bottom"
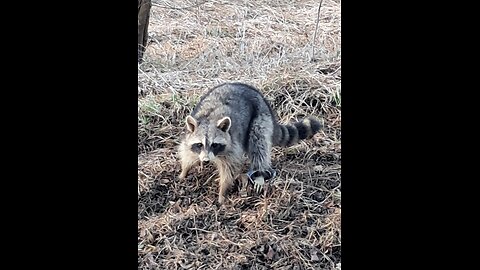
{"left": 199, "top": 151, "right": 216, "bottom": 162}
{"left": 199, "top": 152, "right": 211, "bottom": 162}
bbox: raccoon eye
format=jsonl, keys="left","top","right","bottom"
{"left": 191, "top": 143, "right": 203, "bottom": 153}
{"left": 210, "top": 143, "right": 225, "bottom": 154}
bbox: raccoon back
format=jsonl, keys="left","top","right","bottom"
{"left": 190, "top": 82, "right": 322, "bottom": 149}
{"left": 190, "top": 83, "right": 274, "bottom": 150}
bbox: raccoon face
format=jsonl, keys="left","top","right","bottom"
{"left": 185, "top": 115, "right": 231, "bottom": 162}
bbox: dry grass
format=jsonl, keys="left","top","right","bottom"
{"left": 138, "top": 0, "right": 341, "bottom": 269}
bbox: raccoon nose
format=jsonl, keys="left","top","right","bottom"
{"left": 202, "top": 158, "right": 210, "bottom": 163}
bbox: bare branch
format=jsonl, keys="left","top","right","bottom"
{"left": 311, "top": 0, "right": 324, "bottom": 61}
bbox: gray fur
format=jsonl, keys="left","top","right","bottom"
{"left": 178, "top": 82, "right": 323, "bottom": 203}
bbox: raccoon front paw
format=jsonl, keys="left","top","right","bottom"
{"left": 253, "top": 176, "right": 265, "bottom": 193}
{"left": 178, "top": 171, "right": 188, "bottom": 180}
{"left": 218, "top": 195, "right": 226, "bottom": 204}
{"left": 246, "top": 169, "right": 276, "bottom": 193}
{"left": 246, "top": 170, "right": 265, "bottom": 193}
{"left": 238, "top": 174, "right": 249, "bottom": 197}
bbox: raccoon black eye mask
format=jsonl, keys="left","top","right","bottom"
{"left": 177, "top": 82, "right": 323, "bottom": 204}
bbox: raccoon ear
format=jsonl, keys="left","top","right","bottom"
{"left": 217, "top": 117, "right": 231, "bottom": 132}
{"left": 185, "top": 115, "right": 197, "bottom": 133}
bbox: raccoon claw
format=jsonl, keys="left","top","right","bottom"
{"left": 253, "top": 176, "right": 265, "bottom": 193}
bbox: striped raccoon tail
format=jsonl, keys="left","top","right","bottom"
{"left": 273, "top": 116, "right": 323, "bottom": 147}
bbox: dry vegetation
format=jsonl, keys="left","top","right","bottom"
{"left": 138, "top": 0, "right": 341, "bottom": 269}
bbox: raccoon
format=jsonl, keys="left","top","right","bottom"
{"left": 178, "top": 82, "right": 323, "bottom": 204}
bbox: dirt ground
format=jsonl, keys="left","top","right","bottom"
{"left": 138, "top": 0, "right": 341, "bottom": 269}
